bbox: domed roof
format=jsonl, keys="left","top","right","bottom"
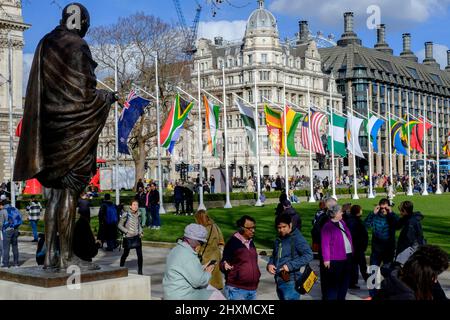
{"left": 245, "top": 0, "right": 278, "bottom": 35}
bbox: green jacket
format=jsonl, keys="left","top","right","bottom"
{"left": 163, "top": 240, "right": 213, "bottom": 300}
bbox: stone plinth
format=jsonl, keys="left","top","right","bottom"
{"left": 0, "top": 266, "right": 151, "bottom": 300}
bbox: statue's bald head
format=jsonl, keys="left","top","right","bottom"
{"left": 60, "top": 3, "right": 90, "bottom": 38}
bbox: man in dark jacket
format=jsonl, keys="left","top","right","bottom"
{"left": 97, "top": 193, "right": 118, "bottom": 251}
{"left": 280, "top": 200, "right": 301, "bottom": 231}
{"left": 267, "top": 214, "right": 313, "bottom": 300}
{"left": 220, "top": 215, "right": 261, "bottom": 300}
{"left": 183, "top": 183, "right": 194, "bottom": 215}
{"left": 395, "top": 201, "right": 425, "bottom": 256}
{"left": 346, "top": 205, "right": 369, "bottom": 289}
{"left": 173, "top": 181, "right": 185, "bottom": 215}
{"left": 148, "top": 183, "right": 161, "bottom": 229}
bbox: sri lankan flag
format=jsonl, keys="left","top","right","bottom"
{"left": 160, "top": 94, "right": 194, "bottom": 154}
{"left": 282, "top": 105, "right": 302, "bottom": 156}
{"left": 264, "top": 104, "right": 283, "bottom": 154}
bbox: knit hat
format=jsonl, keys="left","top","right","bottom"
{"left": 184, "top": 223, "right": 208, "bottom": 243}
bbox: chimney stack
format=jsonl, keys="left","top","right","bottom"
{"left": 298, "top": 20, "right": 310, "bottom": 44}
{"left": 214, "top": 36, "right": 223, "bottom": 46}
{"left": 374, "top": 24, "right": 393, "bottom": 55}
{"left": 446, "top": 50, "right": 450, "bottom": 71}
{"left": 337, "top": 12, "right": 362, "bottom": 47}
{"left": 423, "top": 42, "right": 440, "bottom": 69}
{"left": 400, "top": 33, "right": 418, "bottom": 62}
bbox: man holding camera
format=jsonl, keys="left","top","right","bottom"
{"left": 364, "top": 198, "right": 399, "bottom": 296}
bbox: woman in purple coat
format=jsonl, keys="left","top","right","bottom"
{"left": 321, "top": 204, "right": 353, "bottom": 300}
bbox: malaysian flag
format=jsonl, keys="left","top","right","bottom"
{"left": 301, "top": 109, "right": 326, "bottom": 155}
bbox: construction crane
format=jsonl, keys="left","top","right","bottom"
{"left": 173, "top": 0, "right": 202, "bottom": 58}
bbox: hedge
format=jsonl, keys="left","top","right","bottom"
{"left": 15, "top": 185, "right": 401, "bottom": 209}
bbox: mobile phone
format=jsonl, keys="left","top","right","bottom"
{"left": 207, "top": 260, "right": 217, "bottom": 267}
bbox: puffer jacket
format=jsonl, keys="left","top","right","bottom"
{"left": 395, "top": 212, "right": 425, "bottom": 255}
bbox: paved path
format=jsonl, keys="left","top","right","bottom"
{"left": 11, "top": 235, "right": 450, "bottom": 300}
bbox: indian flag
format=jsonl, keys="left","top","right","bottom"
{"left": 327, "top": 113, "right": 347, "bottom": 157}
{"left": 282, "top": 105, "right": 302, "bottom": 156}
{"left": 203, "top": 95, "right": 220, "bottom": 156}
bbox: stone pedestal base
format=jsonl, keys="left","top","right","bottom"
{"left": 0, "top": 266, "right": 151, "bottom": 300}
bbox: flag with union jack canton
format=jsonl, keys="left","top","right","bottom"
{"left": 118, "top": 90, "right": 150, "bottom": 154}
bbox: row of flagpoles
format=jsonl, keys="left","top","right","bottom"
{"left": 108, "top": 59, "right": 449, "bottom": 210}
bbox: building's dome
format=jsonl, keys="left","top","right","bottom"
{"left": 245, "top": 0, "right": 278, "bottom": 35}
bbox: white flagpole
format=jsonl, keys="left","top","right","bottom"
{"left": 114, "top": 54, "right": 120, "bottom": 205}
{"left": 307, "top": 78, "right": 315, "bottom": 203}
{"left": 223, "top": 67, "right": 232, "bottom": 208}
{"left": 406, "top": 92, "right": 413, "bottom": 196}
{"left": 154, "top": 54, "right": 166, "bottom": 214}
{"left": 367, "top": 87, "right": 375, "bottom": 199}
{"left": 197, "top": 62, "right": 206, "bottom": 210}
{"left": 435, "top": 97, "right": 442, "bottom": 194}
{"left": 422, "top": 94, "right": 429, "bottom": 196}
{"left": 7, "top": 34, "right": 15, "bottom": 207}
{"left": 283, "top": 75, "right": 289, "bottom": 197}
{"left": 349, "top": 85, "right": 359, "bottom": 200}
{"left": 387, "top": 89, "right": 394, "bottom": 200}
{"left": 329, "top": 75, "right": 337, "bottom": 200}
{"left": 254, "top": 70, "right": 262, "bottom": 206}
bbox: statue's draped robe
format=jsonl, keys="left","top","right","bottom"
{"left": 14, "top": 26, "right": 112, "bottom": 192}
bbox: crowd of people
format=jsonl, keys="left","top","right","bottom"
{"left": 0, "top": 180, "right": 448, "bottom": 300}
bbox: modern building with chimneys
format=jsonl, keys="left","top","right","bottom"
{"left": 319, "top": 12, "right": 450, "bottom": 176}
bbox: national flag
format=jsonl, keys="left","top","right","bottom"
{"left": 203, "top": 96, "right": 220, "bottom": 156}
{"left": 160, "top": 94, "right": 194, "bottom": 154}
{"left": 346, "top": 115, "right": 365, "bottom": 158}
{"left": 401, "top": 120, "right": 420, "bottom": 150}
{"left": 118, "top": 90, "right": 150, "bottom": 155}
{"left": 282, "top": 105, "right": 302, "bottom": 156}
{"left": 236, "top": 99, "right": 257, "bottom": 155}
{"left": 443, "top": 133, "right": 450, "bottom": 157}
{"left": 327, "top": 113, "right": 347, "bottom": 157}
{"left": 301, "top": 109, "right": 326, "bottom": 155}
{"left": 366, "top": 114, "right": 384, "bottom": 153}
{"left": 264, "top": 104, "right": 283, "bottom": 154}
{"left": 410, "top": 117, "right": 432, "bottom": 153}
{"left": 390, "top": 119, "right": 408, "bottom": 156}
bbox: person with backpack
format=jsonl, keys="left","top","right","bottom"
{"left": 118, "top": 200, "right": 143, "bottom": 275}
{"left": 0, "top": 199, "right": 22, "bottom": 268}
{"left": 97, "top": 193, "right": 119, "bottom": 251}
{"left": 395, "top": 201, "right": 425, "bottom": 258}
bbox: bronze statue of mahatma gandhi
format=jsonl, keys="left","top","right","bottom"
{"left": 14, "top": 3, "right": 118, "bottom": 271}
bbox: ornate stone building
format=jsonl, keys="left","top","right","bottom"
{"left": 182, "top": 0, "right": 343, "bottom": 181}
{"left": 0, "top": 0, "right": 29, "bottom": 182}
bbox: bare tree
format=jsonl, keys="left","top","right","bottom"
{"left": 88, "top": 13, "right": 192, "bottom": 187}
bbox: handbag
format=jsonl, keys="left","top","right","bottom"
{"left": 123, "top": 235, "right": 141, "bottom": 249}
{"left": 289, "top": 237, "right": 318, "bottom": 294}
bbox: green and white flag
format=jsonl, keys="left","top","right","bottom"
{"left": 203, "top": 95, "right": 220, "bottom": 157}
{"left": 327, "top": 113, "right": 347, "bottom": 157}
{"left": 236, "top": 100, "right": 256, "bottom": 155}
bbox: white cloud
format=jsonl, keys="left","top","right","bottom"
{"left": 22, "top": 53, "right": 34, "bottom": 93}
{"left": 197, "top": 20, "right": 247, "bottom": 42}
{"left": 416, "top": 43, "right": 449, "bottom": 68}
{"left": 269, "top": 0, "right": 450, "bottom": 27}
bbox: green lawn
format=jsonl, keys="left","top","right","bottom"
{"left": 21, "top": 193, "right": 450, "bottom": 254}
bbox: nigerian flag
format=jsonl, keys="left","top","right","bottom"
{"left": 327, "top": 113, "right": 347, "bottom": 157}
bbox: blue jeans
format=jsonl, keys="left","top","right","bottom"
{"left": 224, "top": 285, "right": 257, "bottom": 300}
{"left": 2, "top": 229, "right": 19, "bottom": 267}
{"left": 150, "top": 204, "right": 160, "bottom": 227}
{"left": 30, "top": 220, "right": 38, "bottom": 240}
{"left": 276, "top": 280, "right": 300, "bottom": 300}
